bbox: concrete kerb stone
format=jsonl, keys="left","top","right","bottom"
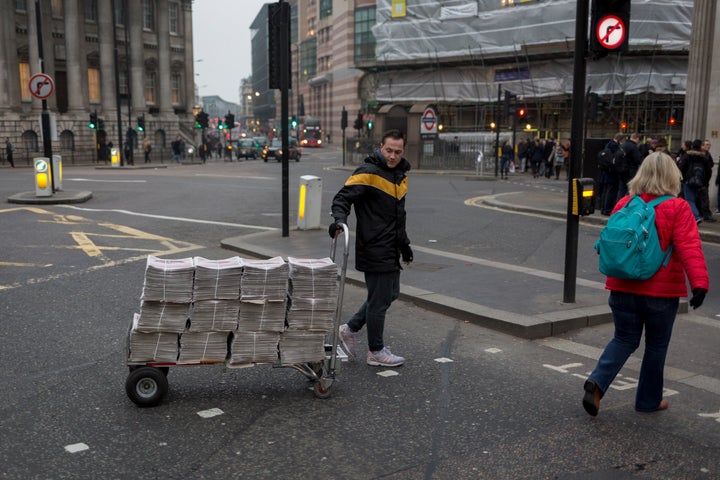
{"left": 7, "top": 190, "right": 93, "bottom": 205}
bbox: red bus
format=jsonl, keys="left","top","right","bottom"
{"left": 301, "top": 117, "right": 323, "bottom": 147}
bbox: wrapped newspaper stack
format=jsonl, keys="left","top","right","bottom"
{"left": 128, "top": 313, "right": 179, "bottom": 362}
{"left": 237, "top": 299, "right": 286, "bottom": 332}
{"left": 228, "top": 331, "right": 280, "bottom": 364}
{"left": 177, "top": 331, "right": 230, "bottom": 364}
{"left": 137, "top": 302, "right": 189, "bottom": 333}
{"left": 189, "top": 300, "right": 239, "bottom": 332}
{"left": 279, "top": 331, "right": 326, "bottom": 365}
{"left": 192, "top": 256, "right": 243, "bottom": 301}
{"left": 141, "top": 256, "right": 195, "bottom": 303}
{"left": 240, "top": 256, "right": 288, "bottom": 301}
{"left": 286, "top": 257, "right": 338, "bottom": 332}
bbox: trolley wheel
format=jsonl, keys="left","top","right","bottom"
{"left": 125, "top": 366, "right": 168, "bottom": 407}
{"left": 313, "top": 380, "right": 332, "bottom": 399}
{"left": 158, "top": 366, "right": 170, "bottom": 377}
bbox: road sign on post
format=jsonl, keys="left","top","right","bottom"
{"left": 589, "top": 0, "right": 630, "bottom": 56}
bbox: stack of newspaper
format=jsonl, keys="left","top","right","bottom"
{"left": 193, "top": 256, "right": 243, "bottom": 301}
{"left": 286, "top": 257, "right": 338, "bottom": 332}
{"left": 127, "top": 313, "right": 180, "bottom": 362}
{"left": 141, "top": 256, "right": 195, "bottom": 303}
{"left": 136, "top": 302, "right": 190, "bottom": 333}
{"left": 237, "top": 299, "right": 286, "bottom": 332}
{"left": 278, "top": 330, "right": 326, "bottom": 365}
{"left": 228, "top": 331, "right": 280, "bottom": 365}
{"left": 240, "top": 257, "right": 288, "bottom": 300}
{"left": 177, "top": 331, "right": 230, "bottom": 364}
{"left": 189, "top": 300, "right": 239, "bottom": 332}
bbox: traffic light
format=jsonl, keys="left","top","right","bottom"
{"left": 517, "top": 107, "right": 526, "bottom": 119}
{"left": 290, "top": 116, "right": 298, "bottom": 129}
{"left": 620, "top": 121, "right": 627, "bottom": 131}
{"left": 199, "top": 111, "right": 209, "bottom": 129}
{"left": 590, "top": 0, "right": 631, "bottom": 56}
{"left": 137, "top": 115, "right": 145, "bottom": 132}
{"left": 353, "top": 112, "right": 363, "bottom": 130}
{"left": 195, "top": 114, "right": 202, "bottom": 129}
{"left": 669, "top": 108, "right": 678, "bottom": 126}
{"left": 341, "top": 109, "right": 348, "bottom": 130}
{"left": 225, "top": 113, "right": 235, "bottom": 130}
{"left": 88, "top": 111, "right": 97, "bottom": 129}
{"left": 98, "top": 118, "right": 105, "bottom": 130}
{"left": 367, "top": 120, "right": 373, "bottom": 130}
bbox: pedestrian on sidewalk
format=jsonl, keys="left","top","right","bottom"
{"left": 582, "top": 152, "right": 709, "bottom": 417}
{"left": 552, "top": 140, "right": 565, "bottom": 180}
{"left": 329, "top": 129, "right": 413, "bottom": 368}
{"left": 5, "top": 137, "right": 15, "bottom": 168}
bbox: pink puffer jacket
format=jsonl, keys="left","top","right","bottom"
{"left": 605, "top": 194, "right": 709, "bottom": 297}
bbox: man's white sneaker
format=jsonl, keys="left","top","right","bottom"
{"left": 338, "top": 324, "right": 358, "bottom": 357}
{"left": 366, "top": 347, "right": 405, "bottom": 367}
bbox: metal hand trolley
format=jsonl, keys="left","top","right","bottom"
{"left": 124, "top": 224, "right": 351, "bottom": 407}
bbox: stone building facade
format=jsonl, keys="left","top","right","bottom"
{"left": 0, "top": 0, "right": 196, "bottom": 166}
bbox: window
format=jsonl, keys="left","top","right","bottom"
{"left": 19, "top": 63, "right": 31, "bottom": 101}
{"left": 119, "top": 69, "right": 128, "bottom": 96}
{"left": 300, "top": 38, "right": 317, "bottom": 82}
{"left": 169, "top": 2, "right": 179, "bottom": 35}
{"left": 16, "top": 0, "right": 27, "bottom": 11}
{"left": 142, "top": 0, "right": 155, "bottom": 31}
{"left": 88, "top": 68, "right": 100, "bottom": 103}
{"left": 51, "top": 0, "right": 63, "bottom": 17}
{"left": 145, "top": 72, "right": 156, "bottom": 104}
{"left": 319, "top": 0, "right": 332, "bottom": 19}
{"left": 354, "top": 6, "right": 376, "bottom": 63}
{"left": 84, "top": 0, "right": 97, "bottom": 22}
{"left": 290, "top": 4, "right": 298, "bottom": 44}
{"left": 60, "top": 130, "right": 75, "bottom": 151}
{"left": 114, "top": 0, "right": 125, "bottom": 25}
{"left": 171, "top": 73, "right": 181, "bottom": 104}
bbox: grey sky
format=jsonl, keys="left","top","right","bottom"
{"left": 192, "top": 0, "right": 268, "bottom": 104}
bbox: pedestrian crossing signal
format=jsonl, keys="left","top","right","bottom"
{"left": 88, "top": 112, "right": 97, "bottom": 129}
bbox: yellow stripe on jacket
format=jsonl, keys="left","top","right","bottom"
{"left": 345, "top": 173, "right": 408, "bottom": 200}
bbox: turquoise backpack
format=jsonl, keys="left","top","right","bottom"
{"left": 594, "top": 195, "right": 673, "bottom": 280}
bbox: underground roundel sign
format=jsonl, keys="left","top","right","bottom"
{"left": 421, "top": 107, "right": 437, "bottom": 134}
{"left": 596, "top": 14, "right": 626, "bottom": 50}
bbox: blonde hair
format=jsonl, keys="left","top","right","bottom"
{"left": 627, "top": 152, "right": 681, "bottom": 196}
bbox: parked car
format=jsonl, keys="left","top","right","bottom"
{"left": 262, "top": 138, "right": 301, "bottom": 162}
{"left": 237, "top": 138, "right": 259, "bottom": 159}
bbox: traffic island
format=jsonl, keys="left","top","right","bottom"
{"left": 7, "top": 190, "right": 93, "bottom": 205}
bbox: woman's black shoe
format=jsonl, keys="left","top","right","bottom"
{"left": 583, "top": 379, "right": 601, "bottom": 417}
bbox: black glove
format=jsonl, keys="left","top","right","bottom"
{"left": 689, "top": 288, "right": 707, "bottom": 309}
{"left": 400, "top": 244, "right": 413, "bottom": 263}
{"left": 328, "top": 221, "right": 342, "bottom": 239}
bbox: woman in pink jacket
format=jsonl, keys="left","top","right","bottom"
{"left": 583, "top": 152, "right": 709, "bottom": 416}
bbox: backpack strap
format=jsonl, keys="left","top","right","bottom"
{"left": 647, "top": 195, "right": 673, "bottom": 207}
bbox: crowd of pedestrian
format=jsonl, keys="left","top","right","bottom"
{"left": 597, "top": 133, "right": 716, "bottom": 224}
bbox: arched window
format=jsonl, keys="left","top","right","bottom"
{"left": 154, "top": 129, "right": 166, "bottom": 149}
{"left": 60, "top": 130, "right": 75, "bottom": 151}
{"left": 21, "top": 130, "right": 39, "bottom": 153}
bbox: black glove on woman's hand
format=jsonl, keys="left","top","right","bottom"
{"left": 690, "top": 288, "right": 707, "bottom": 309}
{"left": 328, "top": 222, "right": 341, "bottom": 238}
{"left": 400, "top": 244, "right": 414, "bottom": 263}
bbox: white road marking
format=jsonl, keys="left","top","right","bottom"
{"left": 484, "top": 348, "right": 503, "bottom": 354}
{"left": 197, "top": 408, "right": 224, "bottom": 418}
{"left": 194, "top": 174, "right": 275, "bottom": 180}
{"left": 412, "top": 243, "right": 606, "bottom": 290}
{"left": 539, "top": 337, "right": 720, "bottom": 396}
{"left": 66, "top": 178, "right": 147, "bottom": 183}
{"left": 376, "top": 370, "right": 400, "bottom": 377}
{"left": 64, "top": 443, "right": 89, "bottom": 453}
{"left": 57, "top": 205, "right": 277, "bottom": 231}
{"left": 434, "top": 357, "right": 454, "bottom": 363}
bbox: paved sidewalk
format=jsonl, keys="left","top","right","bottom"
{"left": 221, "top": 185, "right": 717, "bottom": 339}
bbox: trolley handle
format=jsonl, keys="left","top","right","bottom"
{"left": 330, "top": 222, "right": 350, "bottom": 263}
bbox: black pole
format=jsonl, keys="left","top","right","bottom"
{"left": 124, "top": 0, "right": 132, "bottom": 166}
{"left": 279, "top": 0, "right": 290, "bottom": 237}
{"left": 495, "top": 84, "right": 501, "bottom": 177}
{"left": 34, "top": 0, "right": 54, "bottom": 192}
{"left": 110, "top": 0, "right": 123, "bottom": 166}
{"left": 563, "top": 0, "right": 590, "bottom": 303}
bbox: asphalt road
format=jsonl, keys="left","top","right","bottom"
{"left": 0, "top": 149, "right": 719, "bottom": 479}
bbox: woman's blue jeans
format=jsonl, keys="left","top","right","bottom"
{"left": 588, "top": 291, "right": 679, "bottom": 411}
{"left": 682, "top": 184, "right": 702, "bottom": 220}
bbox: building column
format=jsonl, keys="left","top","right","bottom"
{"left": 156, "top": 0, "right": 172, "bottom": 114}
{"left": 127, "top": 0, "right": 145, "bottom": 115}
{"left": 97, "top": 0, "right": 117, "bottom": 117}
{"left": 63, "top": 0, "right": 85, "bottom": 112}
{"left": 183, "top": 0, "right": 195, "bottom": 113}
{"left": 683, "top": 0, "right": 715, "bottom": 140}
